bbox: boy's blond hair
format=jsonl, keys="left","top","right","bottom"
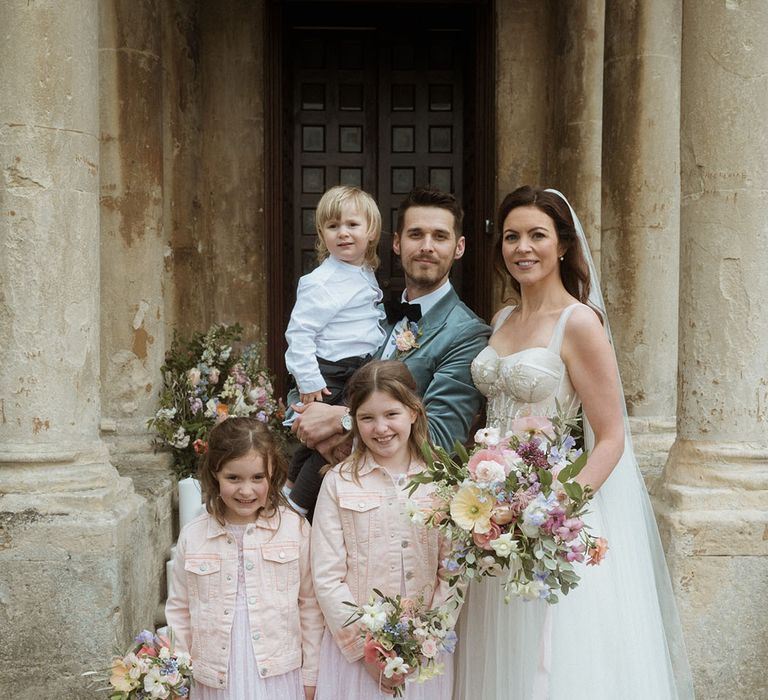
{"left": 315, "top": 185, "right": 381, "bottom": 269}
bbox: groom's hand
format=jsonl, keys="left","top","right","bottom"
{"left": 291, "top": 401, "right": 346, "bottom": 447}
{"left": 316, "top": 433, "right": 352, "bottom": 464}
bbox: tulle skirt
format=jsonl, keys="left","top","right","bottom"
{"left": 453, "top": 451, "right": 693, "bottom": 700}
{"left": 316, "top": 627, "right": 454, "bottom": 700}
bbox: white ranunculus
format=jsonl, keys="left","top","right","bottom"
{"left": 489, "top": 532, "right": 519, "bottom": 558}
{"left": 474, "top": 427, "right": 501, "bottom": 446}
{"left": 170, "top": 427, "right": 190, "bottom": 449}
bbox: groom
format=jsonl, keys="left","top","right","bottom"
{"left": 290, "top": 187, "right": 491, "bottom": 512}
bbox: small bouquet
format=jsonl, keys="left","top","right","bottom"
{"left": 83, "top": 628, "right": 193, "bottom": 699}
{"left": 408, "top": 412, "right": 608, "bottom": 604}
{"left": 344, "top": 590, "right": 458, "bottom": 697}
{"left": 148, "top": 323, "right": 286, "bottom": 477}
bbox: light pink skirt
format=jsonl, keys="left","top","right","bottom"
{"left": 315, "top": 627, "right": 453, "bottom": 700}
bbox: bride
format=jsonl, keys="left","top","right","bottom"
{"left": 454, "top": 187, "right": 694, "bottom": 699}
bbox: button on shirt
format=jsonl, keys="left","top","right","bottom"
{"left": 381, "top": 280, "right": 453, "bottom": 359}
{"left": 285, "top": 256, "right": 386, "bottom": 393}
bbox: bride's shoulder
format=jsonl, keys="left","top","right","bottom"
{"left": 490, "top": 305, "right": 516, "bottom": 328}
{"left": 563, "top": 303, "right": 609, "bottom": 347}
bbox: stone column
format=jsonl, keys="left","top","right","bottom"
{"left": 656, "top": 2, "right": 768, "bottom": 698}
{"left": 601, "top": 0, "right": 682, "bottom": 483}
{"left": 99, "top": 0, "right": 169, "bottom": 453}
{"left": 494, "top": 0, "right": 551, "bottom": 306}
{"left": 551, "top": 0, "right": 605, "bottom": 271}
{"left": 0, "top": 1, "right": 146, "bottom": 695}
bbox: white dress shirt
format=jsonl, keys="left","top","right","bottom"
{"left": 285, "top": 256, "right": 386, "bottom": 393}
{"left": 380, "top": 280, "right": 453, "bottom": 359}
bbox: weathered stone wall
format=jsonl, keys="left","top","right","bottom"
{"left": 164, "top": 0, "right": 268, "bottom": 343}
{"left": 602, "top": 0, "right": 682, "bottom": 419}
{"left": 100, "top": 0, "right": 169, "bottom": 451}
{"left": 656, "top": 1, "right": 768, "bottom": 698}
{"left": 493, "top": 0, "right": 551, "bottom": 308}
{"left": 0, "top": 1, "right": 170, "bottom": 696}
{"left": 550, "top": 0, "right": 604, "bottom": 270}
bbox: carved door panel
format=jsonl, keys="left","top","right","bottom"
{"left": 267, "top": 1, "right": 495, "bottom": 383}
{"left": 289, "top": 25, "right": 464, "bottom": 302}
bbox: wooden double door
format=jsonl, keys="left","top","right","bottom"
{"left": 266, "top": 1, "right": 495, "bottom": 377}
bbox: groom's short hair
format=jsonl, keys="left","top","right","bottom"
{"left": 395, "top": 187, "right": 464, "bottom": 236}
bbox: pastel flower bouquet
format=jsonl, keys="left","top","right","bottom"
{"left": 83, "top": 629, "right": 193, "bottom": 699}
{"left": 407, "top": 413, "right": 608, "bottom": 604}
{"left": 344, "top": 589, "right": 458, "bottom": 697}
{"left": 148, "top": 323, "right": 286, "bottom": 478}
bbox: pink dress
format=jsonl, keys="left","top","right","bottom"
{"left": 193, "top": 523, "right": 304, "bottom": 700}
{"left": 314, "top": 471, "right": 454, "bottom": 700}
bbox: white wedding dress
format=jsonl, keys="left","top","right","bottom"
{"left": 453, "top": 304, "right": 694, "bottom": 700}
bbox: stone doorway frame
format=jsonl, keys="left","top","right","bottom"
{"left": 264, "top": 0, "right": 496, "bottom": 390}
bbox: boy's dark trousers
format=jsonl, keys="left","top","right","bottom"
{"left": 288, "top": 355, "right": 370, "bottom": 521}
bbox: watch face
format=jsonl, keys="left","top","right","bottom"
{"left": 341, "top": 412, "right": 353, "bottom": 432}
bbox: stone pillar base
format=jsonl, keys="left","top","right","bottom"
{"left": 628, "top": 415, "right": 676, "bottom": 490}
{"left": 653, "top": 439, "right": 768, "bottom": 700}
{"left": 0, "top": 446, "right": 173, "bottom": 697}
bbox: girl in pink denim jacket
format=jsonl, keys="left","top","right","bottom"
{"left": 166, "top": 417, "right": 324, "bottom": 699}
{"left": 311, "top": 360, "right": 457, "bottom": 699}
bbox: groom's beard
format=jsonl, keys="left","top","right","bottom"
{"left": 402, "top": 255, "right": 455, "bottom": 296}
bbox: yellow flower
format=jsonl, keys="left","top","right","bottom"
{"left": 450, "top": 484, "right": 493, "bottom": 533}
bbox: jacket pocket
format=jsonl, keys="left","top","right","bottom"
{"left": 261, "top": 542, "right": 300, "bottom": 592}
{"left": 338, "top": 491, "right": 381, "bottom": 544}
{"left": 184, "top": 555, "right": 221, "bottom": 602}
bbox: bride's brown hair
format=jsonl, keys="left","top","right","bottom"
{"left": 494, "top": 186, "right": 592, "bottom": 306}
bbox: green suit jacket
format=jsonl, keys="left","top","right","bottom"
{"left": 377, "top": 288, "right": 491, "bottom": 451}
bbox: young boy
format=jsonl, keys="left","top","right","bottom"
{"left": 284, "top": 185, "right": 385, "bottom": 518}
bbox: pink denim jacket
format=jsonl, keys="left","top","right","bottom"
{"left": 311, "top": 457, "right": 455, "bottom": 662}
{"left": 165, "top": 506, "right": 324, "bottom": 689}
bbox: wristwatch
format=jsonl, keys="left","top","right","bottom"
{"left": 340, "top": 408, "right": 353, "bottom": 433}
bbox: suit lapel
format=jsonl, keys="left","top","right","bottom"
{"left": 376, "top": 288, "right": 460, "bottom": 360}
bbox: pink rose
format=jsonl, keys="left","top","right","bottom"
{"left": 467, "top": 449, "right": 506, "bottom": 481}
{"left": 421, "top": 637, "right": 439, "bottom": 659}
{"left": 473, "top": 521, "right": 502, "bottom": 550}
{"left": 395, "top": 330, "right": 417, "bottom": 352}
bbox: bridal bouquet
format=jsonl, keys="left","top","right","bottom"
{"left": 148, "top": 323, "right": 286, "bottom": 478}
{"left": 344, "top": 590, "right": 458, "bottom": 697}
{"left": 407, "top": 413, "right": 608, "bottom": 604}
{"left": 83, "top": 628, "right": 193, "bottom": 698}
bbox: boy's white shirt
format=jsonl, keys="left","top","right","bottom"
{"left": 285, "top": 255, "right": 385, "bottom": 394}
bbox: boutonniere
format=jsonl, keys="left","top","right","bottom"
{"left": 394, "top": 321, "right": 422, "bottom": 359}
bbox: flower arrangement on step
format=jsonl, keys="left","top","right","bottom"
{"left": 407, "top": 411, "right": 608, "bottom": 604}
{"left": 83, "top": 628, "right": 193, "bottom": 699}
{"left": 148, "top": 323, "right": 286, "bottom": 478}
{"left": 344, "top": 589, "right": 459, "bottom": 697}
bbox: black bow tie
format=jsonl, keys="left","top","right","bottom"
{"left": 384, "top": 300, "right": 422, "bottom": 324}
